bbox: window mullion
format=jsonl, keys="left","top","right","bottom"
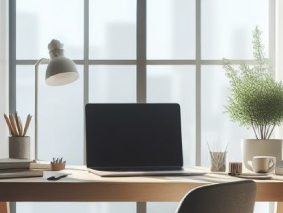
{"left": 9, "top": 0, "right": 16, "bottom": 114}
{"left": 195, "top": 0, "right": 201, "bottom": 166}
{"left": 83, "top": 0, "right": 89, "bottom": 165}
{"left": 136, "top": 0, "right": 147, "bottom": 103}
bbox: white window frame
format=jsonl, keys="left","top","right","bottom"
{"left": 10, "top": 0, "right": 276, "bottom": 166}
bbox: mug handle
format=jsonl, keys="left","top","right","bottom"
{"left": 268, "top": 158, "right": 275, "bottom": 173}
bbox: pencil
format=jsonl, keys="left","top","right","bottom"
{"left": 18, "top": 116, "right": 23, "bottom": 136}
{"left": 15, "top": 112, "right": 22, "bottom": 136}
{"left": 23, "top": 114, "right": 32, "bottom": 136}
{"left": 4, "top": 114, "right": 14, "bottom": 136}
{"left": 9, "top": 114, "right": 19, "bottom": 136}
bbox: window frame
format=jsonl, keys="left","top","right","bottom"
{"left": 9, "top": 0, "right": 276, "bottom": 166}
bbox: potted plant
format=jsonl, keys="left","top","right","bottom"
{"left": 223, "top": 26, "right": 283, "bottom": 171}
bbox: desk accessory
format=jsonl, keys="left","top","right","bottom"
{"left": 209, "top": 152, "right": 227, "bottom": 172}
{"left": 4, "top": 113, "right": 32, "bottom": 137}
{"left": 0, "top": 169, "right": 43, "bottom": 179}
{"left": 51, "top": 158, "right": 66, "bottom": 171}
{"left": 9, "top": 137, "right": 30, "bottom": 159}
{"left": 249, "top": 156, "right": 275, "bottom": 173}
{"left": 30, "top": 160, "right": 51, "bottom": 170}
{"left": 229, "top": 162, "right": 271, "bottom": 179}
{"left": 207, "top": 142, "right": 228, "bottom": 172}
{"left": 229, "top": 162, "right": 242, "bottom": 175}
{"left": 0, "top": 159, "right": 31, "bottom": 170}
{"left": 47, "top": 173, "right": 69, "bottom": 181}
{"left": 4, "top": 113, "right": 33, "bottom": 159}
{"left": 275, "top": 161, "right": 283, "bottom": 175}
{"left": 236, "top": 173, "right": 272, "bottom": 180}
{"left": 34, "top": 39, "right": 79, "bottom": 160}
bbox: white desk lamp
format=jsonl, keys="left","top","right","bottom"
{"left": 34, "top": 39, "right": 79, "bottom": 160}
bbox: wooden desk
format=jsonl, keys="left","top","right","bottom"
{"left": 1, "top": 168, "right": 283, "bottom": 213}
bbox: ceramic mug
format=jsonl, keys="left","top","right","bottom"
{"left": 250, "top": 156, "right": 275, "bottom": 173}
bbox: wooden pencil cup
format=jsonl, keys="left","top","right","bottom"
{"left": 9, "top": 136, "right": 31, "bottom": 159}
{"left": 51, "top": 163, "right": 66, "bottom": 171}
{"left": 229, "top": 162, "right": 242, "bottom": 175}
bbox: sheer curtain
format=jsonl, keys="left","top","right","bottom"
{"left": 0, "top": 0, "right": 9, "bottom": 158}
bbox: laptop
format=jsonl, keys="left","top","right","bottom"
{"left": 85, "top": 103, "right": 205, "bottom": 177}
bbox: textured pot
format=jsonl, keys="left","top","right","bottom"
{"left": 9, "top": 137, "right": 31, "bottom": 159}
{"left": 241, "top": 139, "right": 282, "bottom": 171}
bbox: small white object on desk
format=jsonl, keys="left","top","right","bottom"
{"left": 0, "top": 170, "right": 43, "bottom": 179}
{"left": 0, "top": 158, "right": 31, "bottom": 170}
{"left": 236, "top": 173, "right": 272, "bottom": 180}
{"left": 30, "top": 160, "right": 51, "bottom": 170}
{"left": 275, "top": 161, "right": 283, "bottom": 175}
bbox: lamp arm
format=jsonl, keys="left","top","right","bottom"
{"left": 34, "top": 58, "right": 50, "bottom": 160}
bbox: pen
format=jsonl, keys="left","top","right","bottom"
{"left": 47, "top": 174, "right": 69, "bottom": 181}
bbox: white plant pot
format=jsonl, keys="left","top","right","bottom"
{"left": 241, "top": 139, "right": 282, "bottom": 171}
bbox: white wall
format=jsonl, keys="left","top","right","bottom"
{"left": 0, "top": 0, "right": 9, "bottom": 158}
{"left": 275, "top": 0, "right": 283, "bottom": 140}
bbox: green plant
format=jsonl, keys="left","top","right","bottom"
{"left": 223, "top": 26, "right": 283, "bottom": 139}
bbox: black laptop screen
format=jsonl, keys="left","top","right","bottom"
{"left": 86, "top": 104, "right": 183, "bottom": 169}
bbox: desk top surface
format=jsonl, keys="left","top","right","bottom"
{"left": 0, "top": 166, "right": 282, "bottom": 184}
{"left": 0, "top": 167, "right": 283, "bottom": 202}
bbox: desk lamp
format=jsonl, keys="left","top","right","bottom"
{"left": 34, "top": 39, "right": 79, "bottom": 160}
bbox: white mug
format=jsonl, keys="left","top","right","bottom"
{"left": 251, "top": 156, "right": 276, "bottom": 173}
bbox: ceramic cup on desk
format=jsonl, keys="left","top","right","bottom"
{"left": 250, "top": 156, "right": 275, "bottom": 173}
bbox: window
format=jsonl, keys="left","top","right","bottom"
{"left": 12, "top": 0, "right": 273, "bottom": 213}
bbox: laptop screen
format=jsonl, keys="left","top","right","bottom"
{"left": 86, "top": 103, "right": 183, "bottom": 169}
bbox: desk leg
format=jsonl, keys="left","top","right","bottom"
{"left": 276, "top": 202, "right": 283, "bottom": 213}
{"left": 0, "top": 202, "right": 9, "bottom": 213}
{"left": 137, "top": 202, "right": 146, "bottom": 213}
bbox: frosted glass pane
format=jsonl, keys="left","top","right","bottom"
{"left": 89, "top": 65, "right": 136, "bottom": 103}
{"left": 201, "top": 66, "right": 254, "bottom": 165}
{"left": 37, "top": 66, "right": 84, "bottom": 165}
{"left": 147, "top": 66, "right": 196, "bottom": 166}
{"left": 16, "top": 0, "right": 83, "bottom": 59}
{"left": 147, "top": 0, "right": 195, "bottom": 59}
{"left": 148, "top": 203, "right": 179, "bottom": 213}
{"left": 89, "top": 0, "right": 136, "bottom": 59}
{"left": 17, "top": 202, "right": 135, "bottom": 213}
{"left": 16, "top": 66, "right": 35, "bottom": 158}
{"left": 202, "top": 0, "right": 269, "bottom": 59}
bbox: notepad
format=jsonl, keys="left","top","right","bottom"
{"left": 0, "top": 169, "right": 43, "bottom": 179}
{"left": 0, "top": 158, "right": 32, "bottom": 170}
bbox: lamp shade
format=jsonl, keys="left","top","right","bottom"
{"left": 45, "top": 56, "right": 79, "bottom": 86}
{"left": 45, "top": 39, "right": 79, "bottom": 86}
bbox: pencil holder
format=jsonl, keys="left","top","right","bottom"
{"left": 51, "top": 163, "right": 66, "bottom": 171}
{"left": 229, "top": 162, "right": 242, "bottom": 175}
{"left": 9, "top": 136, "right": 31, "bottom": 159}
{"left": 210, "top": 152, "right": 227, "bottom": 172}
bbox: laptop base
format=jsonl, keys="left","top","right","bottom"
{"left": 89, "top": 167, "right": 206, "bottom": 177}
